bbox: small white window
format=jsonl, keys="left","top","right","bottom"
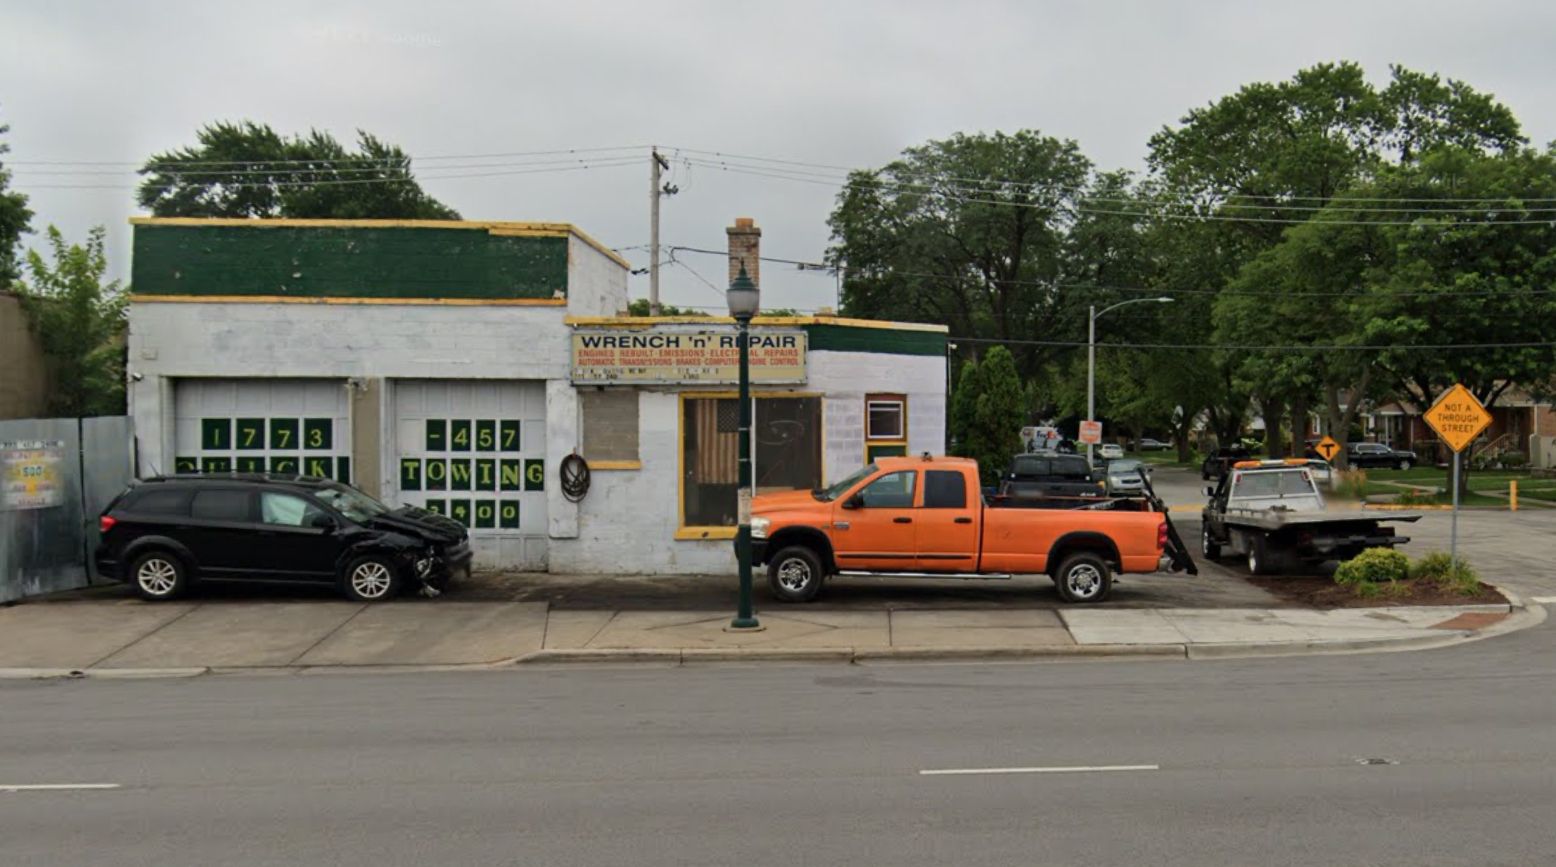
{"left": 867, "top": 397, "right": 905, "bottom": 440}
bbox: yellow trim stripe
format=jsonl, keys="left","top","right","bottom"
{"left": 588, "top": 460, "right": 643, "bottom": 471}
{"left": 674, "top": 527, "right": 739, "bottom": 541}
{"left": 128, "top": 217, "right": 632, "bottom": 271}
{"left": 129, "top": 294, "right": 567, "bottom": 307}
{"left": 566, "top": 315, "right": 946, "bottom": 332}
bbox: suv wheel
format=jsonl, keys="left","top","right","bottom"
{"left": 342, "top": 555, "right": 402, "bottom": 602}
{"left": 1396, "top": 459, "right": 1413, "bottom": 471}
{"left": 130, "top": 551, "right": 189, "bottom": 601}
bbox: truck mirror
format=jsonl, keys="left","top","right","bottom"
{"left": 841, "top": 495, "right": 863, "bottom": 510}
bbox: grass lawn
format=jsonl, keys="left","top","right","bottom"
{"left": 1129, "top": 451, "right": 1198, "bottom": 468}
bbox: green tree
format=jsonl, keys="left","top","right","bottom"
{"left": 137, "top": 121, "right": 461, "bottom": 220}
{"left": 0, "top": 114, "right": 34, "bottom": 286}
{"left": 1151, "top": 62, "right": 1524, "bottom": 456}
{"left": 16, "top": 226, "right": 127, "bottom": 416}
{"left": 964, "top": 346, "right": 1025, "bottom": 484}
{"left": 826, "top": 130, "right": 1093, "bottom": 377}
{"left": 949, "top": 358, "right": 983, "bottom": 458}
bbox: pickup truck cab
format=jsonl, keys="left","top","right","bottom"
{"left": 1201, "top": 460, "right": 1418, "bottom": 574}
{"left": 751, "top": 456, "right": 1182, "bottom": 604}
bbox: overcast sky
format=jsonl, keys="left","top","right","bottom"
{"left": 3, "top": 0, "right": 1554, "bottom": 312}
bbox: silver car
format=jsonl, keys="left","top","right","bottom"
{"left": 1105, "top": 459, "right": 1151, "bottom": 495}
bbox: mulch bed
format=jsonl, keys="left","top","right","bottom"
{"left": 1244, "top": 573, "right": 1508, "bottom": 609}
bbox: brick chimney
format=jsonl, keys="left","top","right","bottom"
{"left": 726, "top": 217, "right": 761, "bottom": 288}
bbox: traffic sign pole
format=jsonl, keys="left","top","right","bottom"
{"left": 1451, "top": 451, "right": 1460, "bottom": 567}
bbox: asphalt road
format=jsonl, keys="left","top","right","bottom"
{"left": 4, "top": 620, "right": 1553, "bottom": 866}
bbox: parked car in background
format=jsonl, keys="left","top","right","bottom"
{"left": 1098, "top": 443, "right": 1125, "bottom": 460}
{"left": 1347, "top": 442, "right": 1419, "bottom": 470}
{"left": 1137, "top": 438, "right": 1171, "bottom": 451}
{"left": 96, "top": 474, "right": 471, "bottom": 602}
{"left": 1201, "top": 445, "right": 1253, "bottom": 480}
{"left": 1104, "top": 458, "right": 1152, "bottom": 495}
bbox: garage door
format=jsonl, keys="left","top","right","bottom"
{"left": 173, "top": 379, "right": 351, "bottom": 481}
{"left": 391, "top": 380, "right": 547, "bottom": 571}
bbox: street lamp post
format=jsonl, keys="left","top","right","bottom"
{"left": 727, "top": 265, "right": 762, "bottom": 631}
{"left": 1087, "top": 297, "right": 1174, "bottom": 465}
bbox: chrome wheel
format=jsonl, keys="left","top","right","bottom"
{"left": 136, "top": 558, "right": 178, "bottom": 596}
{"left": 1397, "top": 460, "right": 1412, "bottom": 471}
{"left": 350, "top": 561, "right": 394, "bottom": 600}
{"left": 1064, "top": 563, "right": 1104, "bottom": 600}
{"left": 775, "top": 558, "right": 812, "bottom": 593}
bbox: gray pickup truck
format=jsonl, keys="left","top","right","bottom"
{"left": 1201, "top": 460, "right": 1419, "bottom": 575}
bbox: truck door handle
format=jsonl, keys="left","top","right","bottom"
{"left": 894, "top": 517, "right": 912, "bottom": 524}
{"left": 954, "top": 517, "right": 973, "bottom": 524}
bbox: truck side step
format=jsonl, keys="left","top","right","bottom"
{"left": 836, "top": 570, "right": 1015, "bottom": 581}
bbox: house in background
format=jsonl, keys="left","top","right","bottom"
{"left": 1371, "top": 387, "right": 1556, "bottom": 466}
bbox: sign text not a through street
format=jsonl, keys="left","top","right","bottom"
{"left": 1422, "top": 384, "right": 1493, "bottom": 454}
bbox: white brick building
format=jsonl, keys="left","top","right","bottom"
{"left": 127, "top": 217, "right": 946, "bottom": 575}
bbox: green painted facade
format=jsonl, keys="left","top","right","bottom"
{"left": 801, "top": 323, "right": 946, "bottom": 356}
{"left": 132, "top": 224, "right": 569, "bottom": 300}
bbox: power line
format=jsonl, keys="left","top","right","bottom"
{"left": 6, "top": 144, "right": 649, "bottom": 169}
{"left": 21, "top": 158, "right": 642, "bottom": 190}
{"left": 686, "top": 159, "right": 1556, "bottom": 227}
{"left": 952, "top": 335, "right": 1556, "bottom": 351}
{"left": 13, "top": 154, "right": 654, "bottom": 179}
{"left": 663, "top": 244, "right": 1556, "bottom": 299}
{"left": 670, "top": 145, "right": 1556, "bottom": 206}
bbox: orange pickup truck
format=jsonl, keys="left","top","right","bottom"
{"left": 751, "top": 456, "right": 1186, "bottom": 604}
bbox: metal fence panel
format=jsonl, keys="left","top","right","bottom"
{"left": 81, "top": 416, "right": 135, "bottom": 584}
{"left": 0, "top": 416, "right": 133, "bottom": 602}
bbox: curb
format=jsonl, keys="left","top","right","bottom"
{"left": 851, "top": 644, "right": 1186, "bottom": 662}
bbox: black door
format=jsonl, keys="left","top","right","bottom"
{"left": 184, "top": 488, "right": 259, "bottom": 577}
{"left": 255, "top": 491, "right": 346, "bottom": 581}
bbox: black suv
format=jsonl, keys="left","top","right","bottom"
{"left": 1200, "top": 445, "right": 1252, "bottom": 480}
{"left": 997, "top": 453, "right": 1105, "bottom": 504}
{"left": 96, "top": 475, "right": 472, "bottom": 602}
{"left": 1346, "top": 442, "right": 1419, "bottom": 470}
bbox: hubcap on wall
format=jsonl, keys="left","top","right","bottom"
{"left": 351, "top": 562, "right": 393, "bottom": 599}
{"left": 136, "top": 558, "right": 177, "bottom": 595}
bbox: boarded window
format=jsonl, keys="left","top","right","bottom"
{"left": 682, "top": 395, "right": 823, "bottom": 527}
{"left": 581, "top": 390, "right": 640, "bottom": 463}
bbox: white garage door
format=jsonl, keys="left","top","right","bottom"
{"left": 173, "top": 379, "right": 351, "bottom": 481}
{"left": 391, "top": 380, "right": 547, "bottom": 571}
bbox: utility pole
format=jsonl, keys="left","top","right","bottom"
{"left": 649, "top": 148, "right": 671, "bottom": 316}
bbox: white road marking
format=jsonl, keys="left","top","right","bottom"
{"left": 0, "top": 783, "right": 121, "bottom": 792}
{"left": 1530, "top": 596, "right": 1556, "bottom": 605}
{"left": 919, "top": 764, "right": 1159, "bottom": 776}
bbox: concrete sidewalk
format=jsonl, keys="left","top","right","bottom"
{"left": 0, "top": 593, "right": 1542, "bottom": 677}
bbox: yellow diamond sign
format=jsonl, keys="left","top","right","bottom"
{"left": 1423, "top": 384, "right": 1492, "bottom": 454}
{"left": 1314, "top": 435, "right": 1341, "bottom": 463}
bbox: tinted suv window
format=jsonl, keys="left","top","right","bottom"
{"left": 190, "top": 490, "right": 251, "bottom": 521}
{"left": 260, "top": 492, "right": 327, "bottom": 527}
{"left": 1052, "top": 457, "right": 1092, "bottom": 479}
{"left": 129, "top": 489, "right": 190, "bottom": 515}
{"left": 924, "top": 470, "right": 967, "bottom": 509}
